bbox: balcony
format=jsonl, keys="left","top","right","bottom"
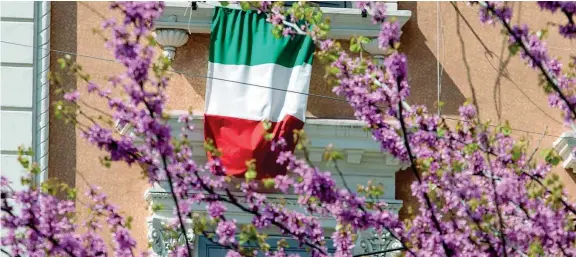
{"left": 154, "top": 1, "right": 412, "bottom": 39}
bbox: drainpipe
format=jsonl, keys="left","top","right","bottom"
{"left": 34, "top": 1, "right": 51, "bottom": 184}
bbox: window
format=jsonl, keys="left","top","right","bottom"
{"left": 197, "top": 236, "right": 336, "bottom": 257}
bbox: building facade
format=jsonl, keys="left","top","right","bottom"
{"left": 1, "top": 1, "right": 576, "bottom": 257}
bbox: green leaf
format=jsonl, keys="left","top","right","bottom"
{"left": 422, "top": 158, "right": 433, "bottom": 169}
{"left": 239, "top": 2, "right": 251, "bottom": 10}
{"left": 245, "top": 170, "right": 257, "bottom": 180}
{"left": 17, "top": 156, "right": 30, "bottom": 169}
{"left": 436, "top": 128, "right": 446, "bottom": 138}
{"left": 67, "top": 188, "right": 77, "bottom": 200}
{"left": 350, "top": 38, "right": 362, "bottom": 53}
{"left": 436, "top": 101, "right": 445, "bottom": 109}
{"left": 219, "top": 1, "right": 230, "bottom": 6}
{"left": 501, "top": 121, "right": 512, "bottom": 136}
{"left": 358, "top": 36, "right": 371, "bottom": 44}
{"left": 327, "top": 66, "right": 340, "bottom": 76}
{"left": 543, "top": 148, "right": 562, "bottom": 166}
{"left": 328, "top": 150, "right": 344, "bottom": 161}
{"left": 126, "top": 216, "right": 134, "bottom": 229}
{"left": 452, "top": 161, "right": 463, "bottom": 172}
{"left": 508, "top": 43, "right": 521, "bottom": 56}
{"left": 152, "top": 203, "right": 164, "bottom": 212}
{"left": 262, "top": 120, "right": 272, "bottom": 131}
{"left": 57, "top": 58, "right": 67, "bottom": 69}
{"left": 528, "top": 240, "right": 544, "bottom": 257}
{"left": 263, "top": 178, "right": 275, "bottom": 189}
{"left": 277, "top": 239, "right": 290, "bottom": 249}
{"left": 264, "top": 133, "right": 274, "bottom": 141}
{"left": 272, "top": 26, "right": 282, "bottom": 39}
{"left": 511, "top": 146, "right": 522, "bottom": 161}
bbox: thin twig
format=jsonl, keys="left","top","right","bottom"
{"left": 352, "top": 247, "right": 406, "bottom": 257}
{"left": 1, "top": 248, "right": 16, "bottom": 257}
{"left": 482, "top": 1, "right": 576, "bottom": 119}
{"left": 528, "top": 125, "right": 548, "bottom": 163}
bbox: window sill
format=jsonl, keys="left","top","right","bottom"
{"left": 155, "top": 2, "right": 412, "bottom": 39}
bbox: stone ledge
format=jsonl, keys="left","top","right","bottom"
{"left": 553, "top": 131, "right": 576, "bottom": 170}
{"left": 155, "top": 2, "right": 412, "bottom": 39}
{"left": 144, "top": 189, "right": 404, "bottom": 230}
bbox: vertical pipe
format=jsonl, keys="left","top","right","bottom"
{"left": 34, "top": 1, "right": 51, "bottom": 184}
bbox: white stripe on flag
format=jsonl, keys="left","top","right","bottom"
{"left": 205, "top": 62, "right": 312, "bottom": 122}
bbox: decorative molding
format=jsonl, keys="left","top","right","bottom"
{"left": 144, "top": 188, "right": 404, "bottom": 230}
{"left": 361, "top": 38, "right": 382, "bottom": 55}
{"left": 154, "top": 2, "right": 411, "bottom": 40}
{"left": 307, "top": 148, "right": 325, "bottom": 163}
{"left": 361, "top": 38, "right": 385, "bottom": 66}
{"left": 553, "top": 131, "right": 576, "bottom": 170}
{"left": 354, "top": 230, "right": 403, "bottom": 257}
{"left": 346, "top": 149, "right": 364, "bottom": 164}
{"left": 138, "top": 111, "right": 408, "bottom": 256}
{"left": 147, "top": 216, "right": 195, "bottom": 257}
{"left": 122, "top": 111, "right": 409, "bottom": 171}
{"left": 154, "top": 29, "right": 190, "bottom": 60}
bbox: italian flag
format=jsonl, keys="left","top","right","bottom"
{"left": 204, "top": 7, "right": 315, "bottom": 179}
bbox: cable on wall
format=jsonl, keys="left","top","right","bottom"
{"left": 0, "top": 40, "right": 568, "bottom": 139}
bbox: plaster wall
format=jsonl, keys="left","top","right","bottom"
{"left": 47, "top": 1, "right": 576, "bottom": 251}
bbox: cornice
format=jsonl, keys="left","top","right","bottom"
{"left": 122, "top": 111, "right": 408, "bottom": 171}
{"left": 154, "top": 2, "right": 412, "bottom": 40}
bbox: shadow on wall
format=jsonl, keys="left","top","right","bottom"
{"left": 394, "top": 1, "right": 468, "bottom": 220}
{"left": 171, "top": 34, "right": 357, "bottom": 119}
{"left": 49, "top": 2, "right": 78, "bottom": 190}
{"left": 171, "top": 4, "right": 469, "bottom": 118}
{"left": 400, "top": 1, "right": 466, "bottom": 116}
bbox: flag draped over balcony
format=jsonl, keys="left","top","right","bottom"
{"left": 204, "top": 7, "right": 315, "bottom": 179}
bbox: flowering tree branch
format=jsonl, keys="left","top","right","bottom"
{"left": 2, "top": 2, "right": 576, "bottom": 257}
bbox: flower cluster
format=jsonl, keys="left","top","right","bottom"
{"left": 537, "top": 1, "right": 576, "bottom": 39}
{"left": 2, "top": 1, "right": 576, "bottom": 257}
{"left": 476, "top": 1, "right": 576, "bottom": 125}
{"left": 1, "top": 176, "right": 139, "bottom": 257}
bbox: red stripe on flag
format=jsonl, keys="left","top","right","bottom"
{"left": 204, "top": 114, "right": 304, "bottom": 179}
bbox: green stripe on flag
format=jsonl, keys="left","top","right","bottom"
{"left": 209, "top": 7, "right": 315, "bottom": 68}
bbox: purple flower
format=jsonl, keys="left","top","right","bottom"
{"left": 458, "top": 104, "right": 477, "bottom": 120}
{"left": 378, "top": 21, "right": 401, "bottom": 51}
{"left": 216, "top": 220, "right": 237, "bottom": 245}
{"left": 225, "top": 250, "right": 242, "bottom": 257}
{"left": 274, "top": 175, "right": 293, "bottom": 193}
{"left": 207, "top": 202, "right": 226, "bottom": 218}
{"left": 559, "top": 23, "right": 576, "bottom": 39}
{"left": 538, "top": 1, "right": 562, "bottom": 12}
{"left": 63, "top": 90, "right": 80, "bottom": 101}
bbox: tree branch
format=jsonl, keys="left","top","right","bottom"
{"left": 396, "top": 91, "right": 454, "bottom": 257}
{"left": 482, "top": 1, "right": 576, "bottom": 119}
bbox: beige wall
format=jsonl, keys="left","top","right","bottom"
{"left": 48, "top": 1, "right": 576, "bottom": 250}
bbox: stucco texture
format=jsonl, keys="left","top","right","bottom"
{"left": 48, "top": 1, "right": 576, "bottom": 248}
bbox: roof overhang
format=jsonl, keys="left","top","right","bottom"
{"left": 155, "top": 2, "right": 412, "bottom": 39}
